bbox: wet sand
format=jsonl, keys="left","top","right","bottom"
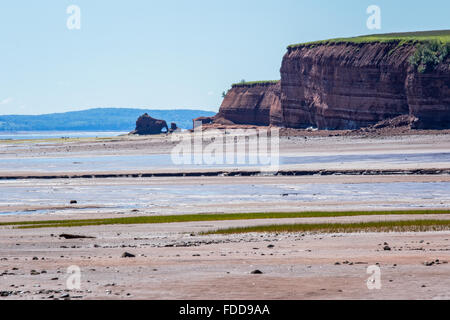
{"left": 0, "top": 175, "right": 450, "bottom": 219}
{"left": 1, "top": 130, "right": 450, "bottom": 159}
{"left": 0, "top": 131, "right": 449, "bottom": 299}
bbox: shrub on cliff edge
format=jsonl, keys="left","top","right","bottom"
{"left": 409, "top": 41, "right": 450, "bottom": 73}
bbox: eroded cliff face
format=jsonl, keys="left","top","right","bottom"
{"left": 281, "top": 42, "right": 449, "bottom": 129}
{"left": 217, "top": 41, "right": 449, "bottom": 130}
{"left": 406, "top": 62, "right": 450, "bottom": 129}
{"left": 217, "top": 82, "right": 282, "bottom": 126}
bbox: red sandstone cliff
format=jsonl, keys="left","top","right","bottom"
{"left": 281, "top": 42, "right": 449, "bottom": 129}
{"left": 217, "top": 81, "right": 282, "bottom": 126}
{"left": 405, "top": 61, "right": 450, "bottom": 129}
{"left": 216, "top": 40, "right": 449, "bottom": 130}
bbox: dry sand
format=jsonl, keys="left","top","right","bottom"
{"left": 0, "top": 220, "right": 449, "bottom": 300}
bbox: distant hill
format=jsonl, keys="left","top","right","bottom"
{"left": 0, "top": 108, "right": 216, "bottom": 131}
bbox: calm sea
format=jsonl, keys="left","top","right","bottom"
{"left": 0, "top": 131, "right": 129, "bottom": 140}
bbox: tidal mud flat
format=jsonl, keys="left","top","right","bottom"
{"left": 0, "top": 176, "right": 450, "bottom": 218}
{"left": 0, "top": 131, "right": 449, "bottom": 299}
{"left": 0, "top": 131, "right": 449, "bottom": 217}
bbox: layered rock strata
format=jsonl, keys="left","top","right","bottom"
{"left": 215, "top": 39, "right": 449, "bottom": 129}
{"left": 217, "top": 81, "right": 282, "bottom": 126}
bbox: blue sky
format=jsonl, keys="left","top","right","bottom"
{"left": 0, "top": 0, "right": 448, "bottom": 115}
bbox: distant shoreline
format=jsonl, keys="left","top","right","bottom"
{"left": 0, "top": 107, "right": 215, "bottom": 132}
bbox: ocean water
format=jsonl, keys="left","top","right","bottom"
{"left": 0, "top": 131, "right": 128, "bottom": 140}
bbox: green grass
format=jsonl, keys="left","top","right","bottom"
{"left": 288, "top": 30, "right": 450, "bottom": 49}
{"left": 231, "top": 80, "right": 279, "bottom": 88}
{"left": 1, "top": 209, "right": 449, "bottom": 229}
{"left": 202, "top": 219, "right": 450, "bottom": 235}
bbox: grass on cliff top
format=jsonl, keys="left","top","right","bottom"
{"left": 1, "top": 209, "right": 449, "bottom": 229}
{"left": 288, "top": 30, "right": 450, "bottom": 49}
{"left": 202, "top": 219, "right": 450, "bottom": 235}
{"left": 231, "top": 80, "right": 279, "bottom": 88}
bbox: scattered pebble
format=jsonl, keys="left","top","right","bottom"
{"left": 121, "top": 252, "right": 136, "bottom": 258}
{"left": 251, "top": 270, "right": 263, "bottom": 274}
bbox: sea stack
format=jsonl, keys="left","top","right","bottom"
{"left": 133, "top": 113, "right": 169, "bottom": 135}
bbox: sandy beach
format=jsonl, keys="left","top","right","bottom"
{"left": 1, "top": 221, "right": 449, "bottom": 300}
